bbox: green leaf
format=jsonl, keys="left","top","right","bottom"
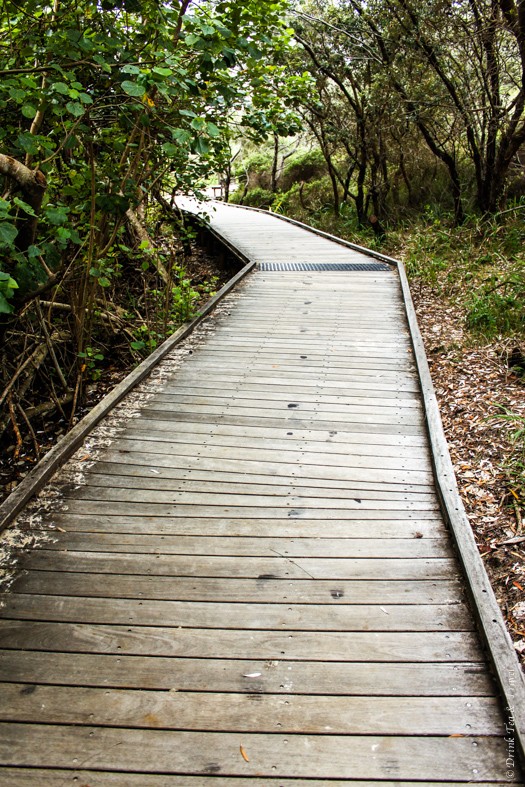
{"left": 121, "top": 80, "right": 145, "bottom": 97}
{"left": 162, "top": 142, "right": 179, "bottom": 156}
{"left": 152, "top": 66, "right": 173, "bottom": 76}
{"left": 0, "top": 223, "right": 18, "bottom": 246}
{"left": 121, "top": 65, "right": 141, "bottom": 74}
{"left": 21, "top": 104, "right": 37, "bottom": 119}
{"left": 191, "top": 117, "right": 206, "bottom": 131}
{"left": 184, "top": 33, "right": 202, "bottom": 46}
{"left": 51, "top": 82, "right": 70, "bottom": 95}
{"left": 27, "top": 245, "right": 42, "bottom": 259}
{"left": 172, "top": 128, "right": 192, "bottom": 145}
{"left": 0, "top": 293, "right": 14, "bottom": 314}
{"left": 0, "top": 272, "right": 18, "bottom": 292}
{"left": 206, "top": 121, "right": 220, "bottom": 138}
{"left": 79, "top": 93, "right": 93, "bottom": 104}
{"left": 56, "top": 227, "right": 72, "bottom": 241}
{"left": 130, "top": 340, "right": 146, "bottom": 350}
{"left": 66, "top": 29, "right": 82, "bottom": 43}
{"left": 45, "top": 206, "right": 69, "bottom": 226}
{"left": 193, "top": 136, "right": 209, "bottom": 154}
{"left": 17, "top": 132, "right": 40, "bottom": 155}
{"left": 9, "top": 88, "right": 26, "bottom": 101}
{"left": 93, "top": 54, "right": 112, "bottom": 73}
{"left": 66, "top": 101, "right": 84, "bottom": 117}
{"left": 13, "top": 197, "right": 36, "bottom": 217}
{"left": 98, "top": 277, "right": 111, "bottom": 287}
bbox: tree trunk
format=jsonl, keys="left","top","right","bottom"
{"left": 271, "top": 133, "right": 279, "bottom": 193}
{"left": 0, "top": 154, "right": 47, "bottom": 253}
{"left": 125, "top": 208, "right": 170, "bottom": 283}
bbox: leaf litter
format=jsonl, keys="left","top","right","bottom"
{"left": 412, "top": 282, "right": 525, "bottom": 663}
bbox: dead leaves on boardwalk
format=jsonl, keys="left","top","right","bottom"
{"left": 413, "top": 283, "right": 525, "bottom": 661}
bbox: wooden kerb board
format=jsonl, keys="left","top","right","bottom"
{"left": 0, "top": 198, "right": 522, "bottom": 785}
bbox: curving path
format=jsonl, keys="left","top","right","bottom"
{"left": 0, "top": 200, "right": 522, "bottom": 784}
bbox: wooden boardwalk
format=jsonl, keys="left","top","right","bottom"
{"left": 0, "top": 200, "right": 523, "bottom": 784}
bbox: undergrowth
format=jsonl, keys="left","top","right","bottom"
{"left": 491, "top": 407, "right": 525, "bottom": 525}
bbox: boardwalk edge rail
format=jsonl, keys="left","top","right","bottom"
{"left": 208, "top": 201, "right": 525, "bottom": 761}
{"left": 0, "top": 254, "right": 255, "bottom": 535}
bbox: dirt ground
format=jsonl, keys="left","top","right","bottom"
{"left": 411, "top": 280, "right": 525, "bottom": 662}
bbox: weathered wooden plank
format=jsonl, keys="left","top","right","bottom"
{"left": 105, "top": 444, "right": 432, "bottom": 484}
{"left": 195, "top": 329, "right": 405, "bottom": 340}
{"left": 12, "top": 573, "right": 463, "bottom": 605}
{"left": 198, "top": 340, "right": 412, "bottom": 355}
{"left": 1, "top": 772, "right": 515, "bottom": 787}
{"left": 159, "top": 372, "right": 422, "bottom": 393}
{"left": 86, "top": 438, "right": 433, "bottom": 473}
{"left": 208, "top": 324, "right": 405, "bottom": 335}
{"left": 176, "top": 360, "right": 414, "bottom": 376}
{"left": 0, "top": 650, "right": 493, "bottom": 694}
{"left": 123, "top": 416, "right": 428, "bottom": 446}
{"left": 82, "top": 471, "right": 437, "bottom": 500}
{"left": 0, "top": 724, "right": 510, "bottom": 780}
{"left": 47, "top": 513, "right": 446, "bottom": 537}
{"left": 19, "top": 552, "right": 457, "bottom": 579}
{"left": 216, "top": 307, "right": 404, "bottom": 317}
{"left": 149, "top": 389, "right": 423, "bottom": 410}
{"left": 136, "top": 411, "right": 426, "bottom": 436}
{"left": 157, "top": 379, "right": 420, "bottom": 400}
{"left": 229, "top": 309, "right": 403, "bottom": 317}
{"left": 172, "top": 367, "right": 419, "bottom": 385}
{"left": 0, "top": 685, "right": 502, "bottom": 735}
{"left": 182, "top": 331, "right": 407, "bottom": 341}
{"left": 146, "top": 398, "right": 423, "bottom": 422}
{"left": 121, "top": 417, "right": 429, "bottom": 446}
{"left": 139, "top": 403, "right": 425, "bottom": 428}
{"left": 58, "top": 499, "right": 442, "bottom": 519}
{"left": 1, "top": 593, "right": 471, "bottom": 631}
{"left": 206, "top": 336, "right": 411, "bottom": 351}
{"left": 64, "top": 487, "right": 439, "bottom": 512}
{"left": 39, "top": 533, "right": 450, "bottom": 557}
{"left": 0, "top": 621, "right": 478, "bottom": 660}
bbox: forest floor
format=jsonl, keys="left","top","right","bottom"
{"left": 410, "top": 280, "right": 525, "bottom": 661}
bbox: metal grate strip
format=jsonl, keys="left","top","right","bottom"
{"left": 257, "top": 262, "right": 392, "bottom": 271}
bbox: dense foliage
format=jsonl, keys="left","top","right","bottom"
{"left": 286, "top": 0, "right": 525, "bottom": 222}
{"left": 0, "top": 0, "right": 303, "bottom": 310}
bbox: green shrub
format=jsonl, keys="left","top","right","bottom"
{"left": 280, "top": 148, "right": 326, "bottom": 191}
{"left": 466, "top": 272, "right": 525, "bottom": 337}
{"left": 240, "top": 187, "right": 274, "bottom": 208}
